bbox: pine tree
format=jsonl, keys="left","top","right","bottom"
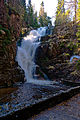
{"left": 33, "top": 12, "right": 39, "bottom": 28}
{"left": 74, "top": 0, "right": 77, "bottom": 21}
{"left": 39, "top": 1, "right": 44, "bottom": 16}
{"left": 39, "top": 1, "right": 52, "bottom": 27}
{"left": 55, "top": 0, "right": 65, "bottom": 25}
{"left": 55, "top": 0, "right": 71, "bottom": 26}
{"left": 25, "top": 0, "right": 39, "bottom": 28}
{"left": 76, "top": 0, "right": 80, "bottom": 41}
{"left": 65, "top": 0, "right": 78, "bottom": 21}
{"left": 77, "top": 0, "right": 80, "bottom": 21}
{"left": 56, "top": 0, "right": 65, "bottom": 15}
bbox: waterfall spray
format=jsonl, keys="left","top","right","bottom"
{"left": 16, "top": 27, "right": 47, "bottom": 82}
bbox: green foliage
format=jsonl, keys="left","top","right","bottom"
{"left": 0, "top": 25, "right": 11, "bottom": 39}
{"left": 56, "top": 0, "right": 65, "bottom": 15}
{"left": 76, "top": 24, "right": 80, "bottom": 41}
{"left": 39, "top": 1, "right": 52, "bottom": 27}
{"left": 60, "top": 41, "right": 65, "bottom": 48}
{"left": 25, "top": 0, "right": 39, "bottom": 28}
{"left": 76, "top": 60, "right": 80, "bottom": 70}
{"left": 76, "top": 1, "right": 80, "bottom": 40}
{"left": 65, "top": 53, "right": 70, "bottom": 56}
{"left": 67, "top": 42, "right": 78, "bottom": 51}
{"left": 55, "top": 0, "right": 71, "bottom": 26}
{"left": 0, "top": 25, "right": 11, "bottom": 53}
{"left": 24, "top": 0, "right": 52, "bottom": 28}
{"left": 33, "top": 12, "right": 40, "bottom": 28}
{"left": 77, "top": 0, "right": 80, "bottom": 21}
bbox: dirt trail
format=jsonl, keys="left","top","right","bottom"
{"left": 29, "top": 93, "right": 80, "bottom": 120}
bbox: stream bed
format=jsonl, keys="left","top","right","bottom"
{"left": 0, "top": 82, "right": 71, "bottom": 117}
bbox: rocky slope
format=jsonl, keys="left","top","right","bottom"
{"left": 35, "top": 22, "right": 80, "bottom": 83}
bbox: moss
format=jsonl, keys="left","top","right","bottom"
{"left": 67, "top": 42, "right": 78, "bottom": 51}
{"left": 60, "top": 42, "right": 65, "bottom": 48}
{"left": 6, "top": 4, "right": 20, "bottom": 16}
{"left": 0, "top": 25, "right": 11, "bottom": 53}
{"left": 76, "top": 60, "right": 80, "bottom": 70}
{"left": 38, "top": 70, "right": 44, "bottom": 78}
{"left": 48, "top": 65, "right": 55, "bottom": 70}
{"left": 7, "top": 15, "right": 10, "bottom": 21}
{"left": 43, "top": 57, "right": 49, "bottom": 62}
{"left": 59, "top": 35, "right": 64, "bottom": 39}
{"left": 64, "top": 53, "right": 70, "bottom": 57}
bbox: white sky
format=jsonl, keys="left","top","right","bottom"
{"left": 26, "top": 0, "right": 58, "bottom": 24}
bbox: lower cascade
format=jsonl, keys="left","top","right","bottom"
{"left": 16, "top": 27, "right": 53, "bottom": 85}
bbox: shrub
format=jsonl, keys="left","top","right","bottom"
{"left": 76, "top": 60, "right": 80, "bottom": 70}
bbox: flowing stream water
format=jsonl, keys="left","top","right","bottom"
{"left": 16, "top": 27, "right": 55, "bottom": 86}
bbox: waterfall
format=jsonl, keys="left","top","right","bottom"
{"left": 16, "top": 27, "right": 47, "bottom": 82}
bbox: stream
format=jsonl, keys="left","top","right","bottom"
{"left": 16, "top": 27, "right": 54, "bottom": 85}
{"left": 0, "top": 27, "right": 78, "bottom": 118}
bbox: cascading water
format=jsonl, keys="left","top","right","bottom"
{"left": 16, "top": 27, "right": 50, "bottom": 84}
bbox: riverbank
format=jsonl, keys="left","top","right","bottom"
{"left": 29, "top": 92, "right": 80, "bottom": 120}
{"left": 0, "top": 82, "right": 80, "bottom": 120}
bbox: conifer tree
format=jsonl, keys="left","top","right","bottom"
{"left": 76, "top": 0, "right": 80, "bottom": 41}
{"left": 25, "top": 0, "right": 38, "bottom": 28}
{"left": 55, "top": 0, "right": 65, "bottom": 25}
{"left": 74, "top": 0, "right": 77, "bottom": 21}
{"left": 39, "top": 1, "right": 52, "bottom": 27}
{"left": 55, "top": 0, "right": 71, "bottom": 26}
{"left": 65, "top": 0, "right": 78, "bottom": 21}
{"left": 77, "top": 0, "right": 80, "bottom": 21}
{"left": 39, "top": 1, "right": 44, "bottom": 17}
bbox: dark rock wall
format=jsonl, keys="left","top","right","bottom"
{"left": 0, "top": 0, "right": 7, "bottom": 27}
{"left": 0, "top": 0, "right": 26, "bottom": 87}
{"left": 35, "top": 23, "right": 80, "bottom": 82}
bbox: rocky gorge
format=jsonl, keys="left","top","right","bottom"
{"left": 0, "top": 0, "right": 26, "bottom": 87}
{"left": 0, "top": 0, "right": 80, "bottom": 88}
{"left": 1, "top": 1, "right": 80, "bottom": 119}
{"left": 35, "top": 22, "right": 80, "bottom": 83}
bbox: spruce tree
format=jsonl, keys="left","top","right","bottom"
{"left": 39, "top": 1, "right": 52, "bottom": 27}
{"left": 77, "top": 0, "right": 80, "bottom": 21}
{"left": 25, "top": 0, "right": 38, "bottom": 28}
{"left": 55, "top": 0, "right": 65, "bottom": 25}
{"left": 76, "top": 0, "right": 80, "bottom": 41}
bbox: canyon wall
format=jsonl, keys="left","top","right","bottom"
{"left": 0, "top": 0, "right": 26, "bottom": 87}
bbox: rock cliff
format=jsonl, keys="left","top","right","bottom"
{"left": 35, "top": 22, "right": 80, "bottom": 83}
{"left": 0, "top": 0, "right": 26, "bottom": 87}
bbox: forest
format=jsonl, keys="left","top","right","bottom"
{"left": 0, "top": 0, "right": 80, "bottom": 120}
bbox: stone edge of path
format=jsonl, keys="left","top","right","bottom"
{"left": 0, "top": 86, "right": 80, "bottom": 120}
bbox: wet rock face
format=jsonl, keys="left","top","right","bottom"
{"left": 35, "top": 23, "right": 80, "bottom": 82}
{"left": 40, "top": 35, "right": 50, "bottom": 42}
{"left": 35, "top": 43, "right": 49, "bottom": 63}
{"left": 9, "top": 13, "right": 21, "bottom": 38}
{"left": 0, "top": 0, "right": 26, "bottom": 87}
{"left": 35, "top": 41, "right": 60, "bottom": 64}
{"left": 35, "top": 40, "right": 62, "bottom": 79}
{"left": 0, "top": 0, "right": 7, "bottom": 27}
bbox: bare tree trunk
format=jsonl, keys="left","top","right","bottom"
{"left": 74, "top": 0, "right": 77, "bottom": 22}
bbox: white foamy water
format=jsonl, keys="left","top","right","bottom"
{"left": 16, "top": 27, "right": 48, "bottom": 84}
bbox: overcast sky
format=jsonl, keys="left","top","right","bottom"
{"left": 26, "top": 0, "right": 58, "bottom": 24}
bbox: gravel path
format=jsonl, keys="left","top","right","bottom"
{"left": 29, "top": 93, "right": 80, "bottom": 120}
